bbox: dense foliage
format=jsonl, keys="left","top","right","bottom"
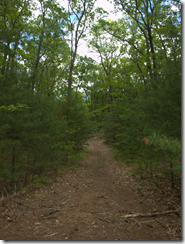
{"left": 0, "top": 0, "right": 94, "bottom": 191}
{"left": 88, "top": 0, "right": 181, "bottom": 188}
{"left": 0, "top": 0, "right": 181, "bottom": 192}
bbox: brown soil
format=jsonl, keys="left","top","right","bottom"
{"left": 0, "top": 136, "right": 181, "bottom": 240}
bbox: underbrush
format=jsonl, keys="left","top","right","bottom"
{"left": 0, "top": 145, "right": 89, "bottom": 198}
{"left": 110, "top": 133, "right": 181, "bottom": 191}
{"left": 0, "top": 85, "right": 92, "bottom": 199}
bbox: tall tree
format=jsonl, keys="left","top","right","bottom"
{"left": 30, "top": 0, "right": 68, "bottom": 92}
{"left": 112, "top": 0, "right": 160, "bottom": 77}
{"left": 89, "top": 24, "right": 125, "bottom": 110}
{"left": 66, "top": 0, "right": 97, "bottom": 99}
{"left": 0, "top": 0, "right": 31, "bottom": 77}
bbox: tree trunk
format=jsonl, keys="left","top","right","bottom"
{"left": 32, "top": 32, "right": 44, "bottom": 91}
{"left": 148, "top": 27, "right": 156, "bottom": 75}
{"left": 32, "top": 9, "right": 45, "bottom": 92}
{"left": 11, "top": 145, "right": 16, "bottom": 173}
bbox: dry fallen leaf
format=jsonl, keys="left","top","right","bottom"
{"left": 147, "top": 223, "right": 154, "bottom": 228}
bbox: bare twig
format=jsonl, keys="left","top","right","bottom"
{"left": 140, "top": 220, "right": 155, "bottom": 224}
{"left": 45, "top": 232, "right": 58, "bottom": 237}
{"left": 14, "top": 184, "right": 17, "bottom": 195}
{"left": 104, "top": 195, "right": 111, "bottom": 199}
{"left": 120, "top": 210, "right": 180, "bottom": 218}
{"left": 156, "top": 220, "right": 166, "bottom": 229}
{"left": 114, "top": 223, "right": 123, "bottom": 232}
{"left": 135, "top": 220, "right": 142, "bottom": 229}
{"left": 98, "top": 217, "right": 111, "bottom": 223}
{"left": 125, "top": 230, "right": 130, "bottom": 238}
{"left": 61, "top": 200, "right": 69, "bottom": 205}
{"left": 45, "top": 216, "right": 58, "bottom": 219}
{"left": 47, "top": 206, "right": 62, "bottom": 209}
{"left": 4, "top": 187, "right": 8, "bottom": 196}
{"left": 98, "top": 195, "right": 111, "bottom": 199}
{"left": 40, "top": 209, "right": 60, "bottom": 219}
{"left": 14, "top": 201, "right": 24, "bottom": 206}
{"left": 0, "top": 191, "right": 21, "bottom": 203}
{"left": 168, "top": 226, "right": 171, "bottom": 232}
{"left": 0, "top": 193, "right": 4, "bottom": 202}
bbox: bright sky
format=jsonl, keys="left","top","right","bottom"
{"left": 55, "top": 0, "right": 123, "bottom": 61}
{"left": 32, "top": 0, "right": 182, "bottom": 62}
{"left": 79, "top": 0, "right": 123, "bottom": 60}
{"left": 32, "top": 0, "right": 121, "bottom": 61}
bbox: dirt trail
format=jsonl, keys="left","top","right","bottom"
{"left": 0, "top": 137, "right": 181, "bottom": 240}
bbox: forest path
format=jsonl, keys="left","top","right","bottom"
{"left": 0, "top": 136, "right": 180, "bottom": 240}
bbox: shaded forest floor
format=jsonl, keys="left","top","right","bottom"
{"left": 0, "top": 134, "right": 181, "bottom": 240}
